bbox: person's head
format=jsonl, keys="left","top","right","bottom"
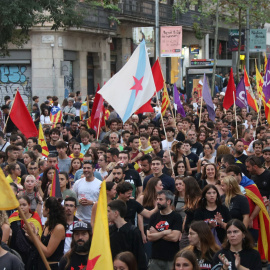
{"left": 150, "top": 136, "right": 161, "bottom": 151}
{"left": 151, "top": 128, "right": 161, "bottom": 137}
{"left": 223, "top": 219, "right": 254, "bottom": 250}
{"left": 245, "top": 156, "right": 262, "bottom": 175}
{"left": 71, "top": 221, "right": 92, "bottom": 253}
{"left": 187, "top": 130, "right": 197, "bottom": 144}
{"left": 203, "top": 142, "right": 213, "bottom": 156}
{"left": 108, "top": 200, "right": 127, "bottom": 222}
{"left": 26, "top": 161, "right": 39, "bottom": 176}
{"left": 47, "top": 154, "right": 58, "bottom": 168}
{"left": 140, "top": 155, "right": 152, "bottom": 174}
{"left": 112, "top": 165, "right": 125, "bottom": 183}
{"left": 151, "top": 157, "right": 164, "bottom": 175}
{"left": 188, "top": 221, "right": 220, "bottom": 259}
{"left": 49, "top": 128, "right": 60, "bottom": 142}
{"left": 23, "top": 151, "right": 36, "bottom": 166}
{"left": 71, "top": 142, "right": 81, "bottom": 157}
{"left": 199, "top": 184, "right": 222, "bottom": 209}
{"left": 174, "top": 160, "right": 186, "bottom": 177}
{"left": 64, "top": 197, "right": 77, "bottom": 217}
{"left": 83, "top": 161, "right": 95, "bottom": 179}
{"left": 70, "top": 158, "right": 82, "bottom": 173}
{"left": 139, "top": 133, "right": 149, "bottom": 147}
{"left": 32, "top": 144, "right": 42, "bottom": 156}
{"left": 225, "top": 165, "right": 242, "bottom": 183}
{"left": 118, "top": 151, "right": 130, "bottom": 169}
{"left": 59, "top": 171, "right": 70, "bottom": 190}
{"left": 156, "top": 190, "right": 174, "bottom": 210}
{"left": 38, "top": 159, "right": 48, "bottom": 173}
{"left": 128, "top": 135, "right": 140, "bottom": 151}
{"left": 165, "top": 126, "right": 175, "bottom": 139}
{"left": 109, "top": 119, "right": 118, "bottom": 131}
{"left": 201, "top": 163, "right": 217, "bottom": 180}
{"left": 106, "top": 148, "right": 119, "bottom": 163}
{"left": 263, "top": 147, "right": 270, "bottom": 162}
{"left": 172, "top": 249, "right": 200, "bottom": 270}
{"left": 6, "top": 162, "right": 21, "bottom": 177}
{"left": 24, "top": 174, "right": 36, "bottom": 192}
{"left": 220, "top": 154, "right": 235, "bottom": 168}
{"left": 5, "top": 145, "right": 20, "bottom": 161}
{"left": 106, "top": 182, "right": 117, "bottom": 199}
{"left": 109, "top": 132, "right": 119, "bottom": 146}
{"left": 253, "top": 140, "right": 263, "bottom": 156}
{"left": 27, "top": 137, "right": 38, "bottom": 150}
{"left": 17, "top": 195, "right": 31, "bottom": 215}
{"left": 233, "top": 139, "right": 244, "bottom": 155}
{"left": 116, "top": 182, "right": 133, "bottom": 201}
{"left": 175, "top": 176, "right": 185, "bottom": 195}
{"left": 114, "top": 251, "right": 137, "bottom": 270}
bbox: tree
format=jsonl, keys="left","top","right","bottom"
{"left": 0, "top": 0, "right": 85, "bottom": 55}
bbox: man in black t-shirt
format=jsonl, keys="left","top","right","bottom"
{"left": 183, "top": 140, "right": 199, "bottom": 176}
{"left": 187, "top": 130, "right": 203, "bottom": 156}
{"left": 147, "top": 190, "right": 182, "bottom": 270}
{"left": 150, "top": 136, "right": 164, "bottom": 158}
{"left": 47, "top": 128, "right": 61, "bottom": 156}
{"left": 246, "top": 156, "right": 270, "bottom": 198}
{"left": 59, "top": 221, "right": 92, "bottom": 270}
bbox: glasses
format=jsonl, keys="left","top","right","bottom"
{"left": 29, "top": 167, "right": 38, "bottom": 170}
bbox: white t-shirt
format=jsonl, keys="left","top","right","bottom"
{"left": 73, "top": 177, "right": 100, "bottom": 222}
{"left": 161, "top": 139, "right": 177, "bottom": 151}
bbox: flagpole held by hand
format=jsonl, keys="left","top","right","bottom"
{"left": 199, "top": 96, "right": 203, "bottom": 127}
{"left": 18, "top": 206, "right": 51, "bottom": 270}
{"left": 97, "top": 112, "right": 102, "bottom": 140}
{"left": 232, "top": 91, "right": 238, "bottom": 139}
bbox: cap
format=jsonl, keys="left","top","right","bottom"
{"left": 72, "top": 221, "right": 92, "bottom": 232}
{"left": 263, "top": 147, "right": 270, "bottom": 153}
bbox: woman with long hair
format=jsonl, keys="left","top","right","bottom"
{"left": 173, "top": 160, "right": 188, "bottom": 178}
{"left": 151, "top": 127, "right": 161, "bottom": 138}
{"left": 180, "top": 176, "right": 202, "bottom": 249}
{"left": 221, "top": 176, "right": 250, "bottom": 228}
{"left": 172, "top": 249, "right": 200, "bottom": 270}
{"left": 91, "top": 181, "right": 117, "bottom": 229}
{"left": 197, "top": 131, "right": 208, "bottom": 145}
{"left": 97, "top": 154, "right": 108, "bottom": 179}
{"left": 59, "top": 172, "right": 78, "bottom": 201}
{"left": 194, "top": 185, "right": 231, "bottom": 245}
{"left": 173, "top": 142, "right": 192, "bottom": 175}
{"left": 9, "top": 195, "right": 42, "bottom": 268}
{"left": 5, "top": 163, "right": 23, "bottom": 190}
{"left": 0, "top": 211, "right": 10, "bottom": 243}
{"left": 137, "top": 177, "right": 163, "bottom": 260}
{"left": 212, "top": 219, "right": 261, "bottom": 270}
{"left": 185, "top": 221, "right": 220, "bottom": 269}
{"left": 41, "top": 166, "right": 57, "bottom": 193}
{"left": 174, "top": 176, "right": 186, "bottom": 220}
{"left": 114, "top": 251, "right": 138, "bottom": 270}
{"left": 26, "top": 196, "right": 66, "bottom": 270}
{"left": 23, "top": 151, "right": 37, "bottom": 167}
{"left": 87, "top": 147, "right": 98, "bottom": 165}
{"left": 68, "top": 158, "right": 82, "bottom": 186}
{"left": 40, "top": 108, "right": 52, "bottom": 127}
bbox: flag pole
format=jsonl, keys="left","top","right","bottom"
{"left": 3, "top": 90, "right": 18, "bottom": 134}
{"left": 155, "top": 91, "right": 174, "bottom": 171}
{"left": 255, "top": 99, "right": 262, "bottom": 131}
{"left": 17, "top": 206, "right": 51, "bottom": 270}
{"left": 87, "top": 94, "right": 90, "bottom": 121}
{"left": 97, "top": 112, "right": 102, "bottom": 140}
{"left": 198, "top": 96, "right": 203, "bottom": 127}
{"left": 232, "top": 91, "right": 238, "bottom": 139}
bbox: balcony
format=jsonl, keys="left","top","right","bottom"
{"left": 80, "top": 3, "right": 117, "bottom": 31}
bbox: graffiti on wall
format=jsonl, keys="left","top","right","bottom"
{"left": 0, "top": 65, "right": 32, "bottom": 107}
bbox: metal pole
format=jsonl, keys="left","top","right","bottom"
{"left": 155, "top": 0, "right": 159, "bottom": 60}
{"left": 246, "top": 7, "right": 250, "bottom": 75}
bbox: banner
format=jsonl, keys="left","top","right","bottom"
{"left": 228, "top": 29, "right": 245, "bottom": 51}
{"left": 250, "top": 29, "right": 266, "bottom": 52}
{"left": 160, "top": 26, "right": 182, "bottom": 57}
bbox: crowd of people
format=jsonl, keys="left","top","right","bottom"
{"left": 0, "top": 85, "right": 269, "bottom": 270}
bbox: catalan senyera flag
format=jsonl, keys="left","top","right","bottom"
{"left": 38, "top": 123, "right": 49, "bottom": 158}
{"left": 50, "top": 170, "right": 61, "bottom": 198}
{"left": 0, "top": 168, "right": 19, "bottom": 210}
{"left": 240, "top": 176, "right": 270, "bottom": 260}
{"left": 87, "top": 181, "right": 113, "bottom": 270}
{"left": 161, "top": 82, "right": 170, "bottom": 116}
{"left": 264, "top": 53, "right": 268, "bottom": 73}
{"left": 244, "top": 67, "right": 258, "bottom": 112}
{"left": 256, "top": 65, "right": 265, "bottom": 100}
{"left": 50, "top": 106, "right": 63, "bottom": 127}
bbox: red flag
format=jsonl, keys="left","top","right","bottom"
{"left": 9, "top": 91, "right": 38, "bottom": 138}
{"left": 136, "top": 59, "right": 164, "bottom": 114}
{"left": 90, "top": 84, "right": 105, "bottom": 132}
{"left": 50, "top": 170, "right": 61, "bottom": 198}
{"left": 219, "top": 42, "right": 222, "bottom": 55}
{"left": 223, "top": 67, "right": 236, "bottom": 110}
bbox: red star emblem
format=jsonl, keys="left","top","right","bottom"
{"left": 259, "top": 80, "right": 263, "bottom": 88}
{"left": 78, "top": 263, "right": 85, "bottom": 270}
{"left": 130, "top": 76, "right": 144, "bottom": 97}
{"left": 87, "top": 255, "right": 101, "bottom": 269}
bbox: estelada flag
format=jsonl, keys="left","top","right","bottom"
{"left": 38, "top": 123, "right": 49, "bottom": 157}
{"left": 161, "top": 82, "right": 170, "bottom": 116}
{"left": 9, "top": 91, "right": 38, "bottom": 138}
{"left": 50, "top": 106, "right": 63, "bottom": 127}
{"left": 0, "top": 168, "right": 19, "bottom": 210}
{"left": 87, "top": 181, "right": 113, "bottom": 270}
{"left": 223, "top": 67, "right": 236, "bottom": 110}
{"left": 50, "top": 170, "right": 61, "bottom": 198}
{"left": 244, "top": 66, "right": 258, "bottom": 112}
{"left": 136, "top": 58, "right": 164, "bottom": 114}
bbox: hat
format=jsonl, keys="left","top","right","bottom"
{"left": 263, "top": 147, "right": 270, "bottom": 153}
{"left": 220, "top": 92, "right": 225, "bottom": 96}
{"left": 72, "top": 221, "right": 92, "bottom": 232}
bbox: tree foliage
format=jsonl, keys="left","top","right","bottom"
{"left": 0, "top": 0, "right": 85, "bottom": 55}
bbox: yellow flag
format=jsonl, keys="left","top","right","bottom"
{"left": 86, "top": 181, "right": 113, "bottom": 270}
{"left": 264, "top": 53, "right": 268, "bottom": 73}
{"left": 161, "top": 82, "right": 170, "bottom": 116}
{"left": 256, "top": 65, "right": 265, "bottom": 100}
{"left": 38, "top": 123, "right": 49, "bottom": 157}
{"left": 0, "top": 168, "right": 19, "bottom": 210}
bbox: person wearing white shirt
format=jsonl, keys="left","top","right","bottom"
{"left": 161, "top": 127, "right": 177, "bottom": 151}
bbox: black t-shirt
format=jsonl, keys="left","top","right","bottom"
{"left": 212, "top": 248, "right": 261, "bottom": 270}
{"left": 143, "top": 173, "right": 175, "bottom": 193}
{"left": 176, "top": 131, "right": 185, "bottom": 142}
{"left": 193, "top": 248, "right": 216, "bottom": 270}
{"left": 194, "top": 205, "right": 231, "bottom": 243}
{"left": 162, "top": 165, "right": 172, "bottom": 176}
{"left": 58, "top": 253, "right": 88, "bottom": 270}
{"left": 125, "top": 199, "right": 144, "bottom": 225}
{"left": 186, "top": 152, "right": 199, "bottom": 172}
{"left": 148, "top": 211, "right": 182, "bottom": 261}
{"left": 227, "top": 194, "right": 249, "bottom": 221}
{"left": 251, "top": 169, "right": 270, "bottom": 198}
{"left": 47, "top": 143, "right": 58, "bottom": 156}
{"left": 236, "top": 154, "right": 248, "bottom": 164}
{"left": 156, "top": 149, "right": 165, "bottom": 158}
{"left": 191, "top": 142, "right": 203, "bottom": 156}
{"left": 124, "top": 169, "right": 142, "bottom": 198}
